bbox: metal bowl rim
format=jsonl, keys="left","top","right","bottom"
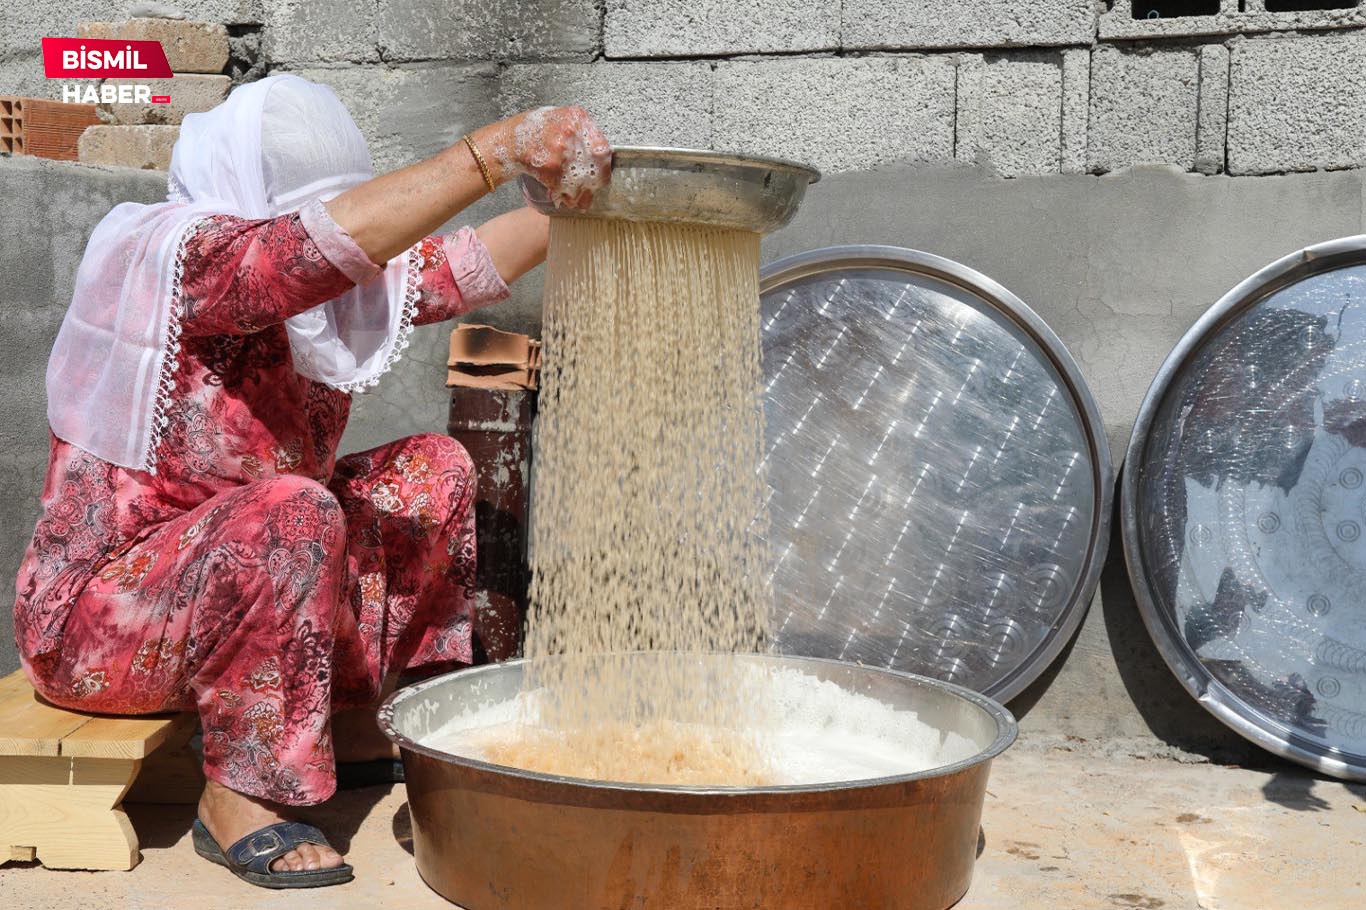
{"left": 1120, "top": 231, "right": 1366, "bottom": 782}
{"left": 758, "top": 244, "right": 1115, "bottom": 703}
{"left": 379, "top": 651, "right": 1017, "bottom": 796}
{"left": 607, "top": 146, "right": 823, "bottom": 183}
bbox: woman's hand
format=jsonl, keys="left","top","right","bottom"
{"left": 478, "top": 106, "right": 612, "bottom": 210}
{"left": 328, "top": 106, "right": 609, "bottom": 265}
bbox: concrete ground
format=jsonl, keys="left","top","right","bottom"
{"left": 2, "top": 745, "right": 1361, "bottom": 910}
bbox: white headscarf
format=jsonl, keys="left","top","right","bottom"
{"left": 47, "top": 73, "right": 417, "bottom": 474}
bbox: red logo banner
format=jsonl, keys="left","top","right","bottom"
{"left": 41, "top": 37, "right": 173, "bottom": 79}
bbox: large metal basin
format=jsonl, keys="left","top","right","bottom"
{"left": 380, "top": 653, "right": 1016, "bottom": 910}
{"left": 521, "top": 146, "right": 820, "bottom": 233}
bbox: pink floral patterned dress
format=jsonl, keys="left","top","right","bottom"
{"left": 12, "top": 200, "right": 508, "bottom": 805}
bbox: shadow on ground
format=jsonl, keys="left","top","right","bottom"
{"left": 1097, "top": 509, "right": 1253, "bottom": 766}
{"left": 1098, "top": 472, "right": 1364, "bottom": 811}
{"left": 126, "top": 783, "right": 395, "bottom": 858}
{"left": 394, "top": 801, "right": 415, "bottom": 855}
{"left": 300, "top": 785, "right": 395, "bottom": 855}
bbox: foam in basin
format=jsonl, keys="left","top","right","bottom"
{"left": 418, "top": 666, "right": 981, "bottom": 786}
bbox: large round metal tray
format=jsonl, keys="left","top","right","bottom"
{"left": 1123, "top": 234, "right": 1366, "bottom": 781}
{"left": 760, "top": 246, "right": 1112, "bottom": 701}
{"left": 521, "top": 146, "right": 820, "bottom": 233}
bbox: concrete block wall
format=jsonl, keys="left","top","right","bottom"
{"left": 73, "top": 19, "right": 234, "bottom": 169}
{"left": 0, "top": 2, "right": 258, "bottom": 97}
{"left": 8, "top": 155, "right": 1366, "bottom": 768}
{"left": 9, "top": 2, "right": 1366, "bottom": 177}
{"left": 8, "top": 1, "right": 1366, "bottom": 765}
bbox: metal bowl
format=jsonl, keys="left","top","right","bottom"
{"left": 520, "top": 146, "right": 821, "bottom": 234}
{"left": 380, "top": 652, "right": 1016, "bottom": 910}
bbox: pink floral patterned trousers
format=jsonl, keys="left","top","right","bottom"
{"left": 29, "top": 433, "right": 476, "bottom": 805}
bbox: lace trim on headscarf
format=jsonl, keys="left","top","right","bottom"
{"left": 332, "top": 249, "right": 419, "bottom": 394}
{"left": 167, "top": 172, "right": 190, "bottom": 204}
{"left": 145, "top": 217, "right": 205, "bottom": 473}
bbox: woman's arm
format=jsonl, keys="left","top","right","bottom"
{"left": 411, "top": 208, "right": 550, "bottom": 327}
{"left": 178, "top": 108, "right": 606, "bottom": 337}
{"left": 326, "top": 107, "right": 608, "bottom": 266}
{"left": 179, "top": 209, "right": 361, "bottom": 336}
{"left": 475, "top": 207, "right": 551, "bottom": 287}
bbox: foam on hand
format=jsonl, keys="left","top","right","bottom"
{"left": 495, "top": 106, "right": 609, "bottom": 207}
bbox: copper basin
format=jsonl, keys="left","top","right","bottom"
{"left": 379, "top": 653, "right": 1016, "bottom": 910}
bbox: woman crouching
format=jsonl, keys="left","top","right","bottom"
{"left": 13, "top": 74, "right": 610, "bottom": 889}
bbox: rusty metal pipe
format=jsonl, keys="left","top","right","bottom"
{"left": 447, "top": 386, "right": 536, "bottom": 662}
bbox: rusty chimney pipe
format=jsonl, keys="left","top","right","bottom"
{"left": 445, "top": 325, "right": 541, "bottom": 662}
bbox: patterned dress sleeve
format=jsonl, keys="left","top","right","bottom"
{"left": 411, "top": 227, "right": 511, "bottom": 326}
{"left": 178, "top": 199, "right": 382, "bottom": 337}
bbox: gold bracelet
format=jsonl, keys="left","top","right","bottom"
{"left": 462, "top": 134, "right": 497, "bottom": 194}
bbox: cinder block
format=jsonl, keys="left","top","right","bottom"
{"left": 97, "top": 75, "right": 230, "bottom": 125}
{"left": 956, "top": 54, "right": 1064, "bottom": 177}
{"left": 378, "top": 0, "right": 597, "bottom": 62}
{"left": 1061, "top": 48, "right": 1089, "bottom": 175}
{"left": 263, "top": 0, "right": 379, "bottom": 65}
{"left": 0, "top": 54, "right": 49, "bottom": 100}
{"left": 78, "top": 19, "right": 230, "bottom": 74}
{"left": 1087, "top": 46, "right": 1199, "bottom": 174}
{"left": 1194, "top": 44, "right": 1229, "bottom": 176}
{"left": 604, "top": 0, "right": 838, "bottom": 57}
{"left": 713, "top": 57, "right": 956, "bottom": 174}
{"left": 841, "top": 0, "right": 1097, "bottom": 50}
{"left": 291, "top": 64, "right": 502, "bottom": 173}
{"left": 78, "top": 124, "right": 179, "bottom": 170}
{"left": 4, "top": 2, "right": 255, "bottom": 58}
{"left": 1228, "top": 34, "right": 1366, "bottom": 175}
{"left": 499, "top": 62, "right": 712, "bottom": 150}
{"left": 1100, "top": 1, "right": 1366, "bottom": 41}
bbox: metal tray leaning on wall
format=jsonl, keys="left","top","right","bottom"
{"left": 759, "top": 246, "right": 1113, "bottom": 702}
{"left": 1123, "top": 235, "right": 1366, "bottom": 781}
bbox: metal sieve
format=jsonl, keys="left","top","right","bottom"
{"left": 521, "top": 146, "right": 820, "bottom": 233}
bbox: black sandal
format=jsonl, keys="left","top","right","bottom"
{"left": 191, "top": 818, "right": 355, "bottom": 889}
{"left": 336, "top": 758, "right": 405, "bottom": 790}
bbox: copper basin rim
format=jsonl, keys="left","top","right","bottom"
{"left": 380, "top": 653, "right": 1017, "bottom": 910}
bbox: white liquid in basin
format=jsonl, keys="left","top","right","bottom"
{"left": 418, "top": 667, "right": 983, "bottom": 786}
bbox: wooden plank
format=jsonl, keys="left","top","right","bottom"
{"left": 0, "top": 670, "right": 186, "bottom": 760}
{"left": 0, "top": 755, "right": 141, "bottom": 870}
{"left": 0, "top": 681, "right": 92, "bottom": 758}
{"left": 8, "top": 845, "right": 37, "bottom": 863}
{"left": 62, "top": 713, "right": 191, "bottom": 760}
{"left": 0, "top": 670, "right": 33, "bottom": 701}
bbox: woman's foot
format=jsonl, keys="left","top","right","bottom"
{"left": 197, "top": 780, "right": 345, "bottom": 872}
{"left": 332, "top": 707, "right": 400, "bottom": 763}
